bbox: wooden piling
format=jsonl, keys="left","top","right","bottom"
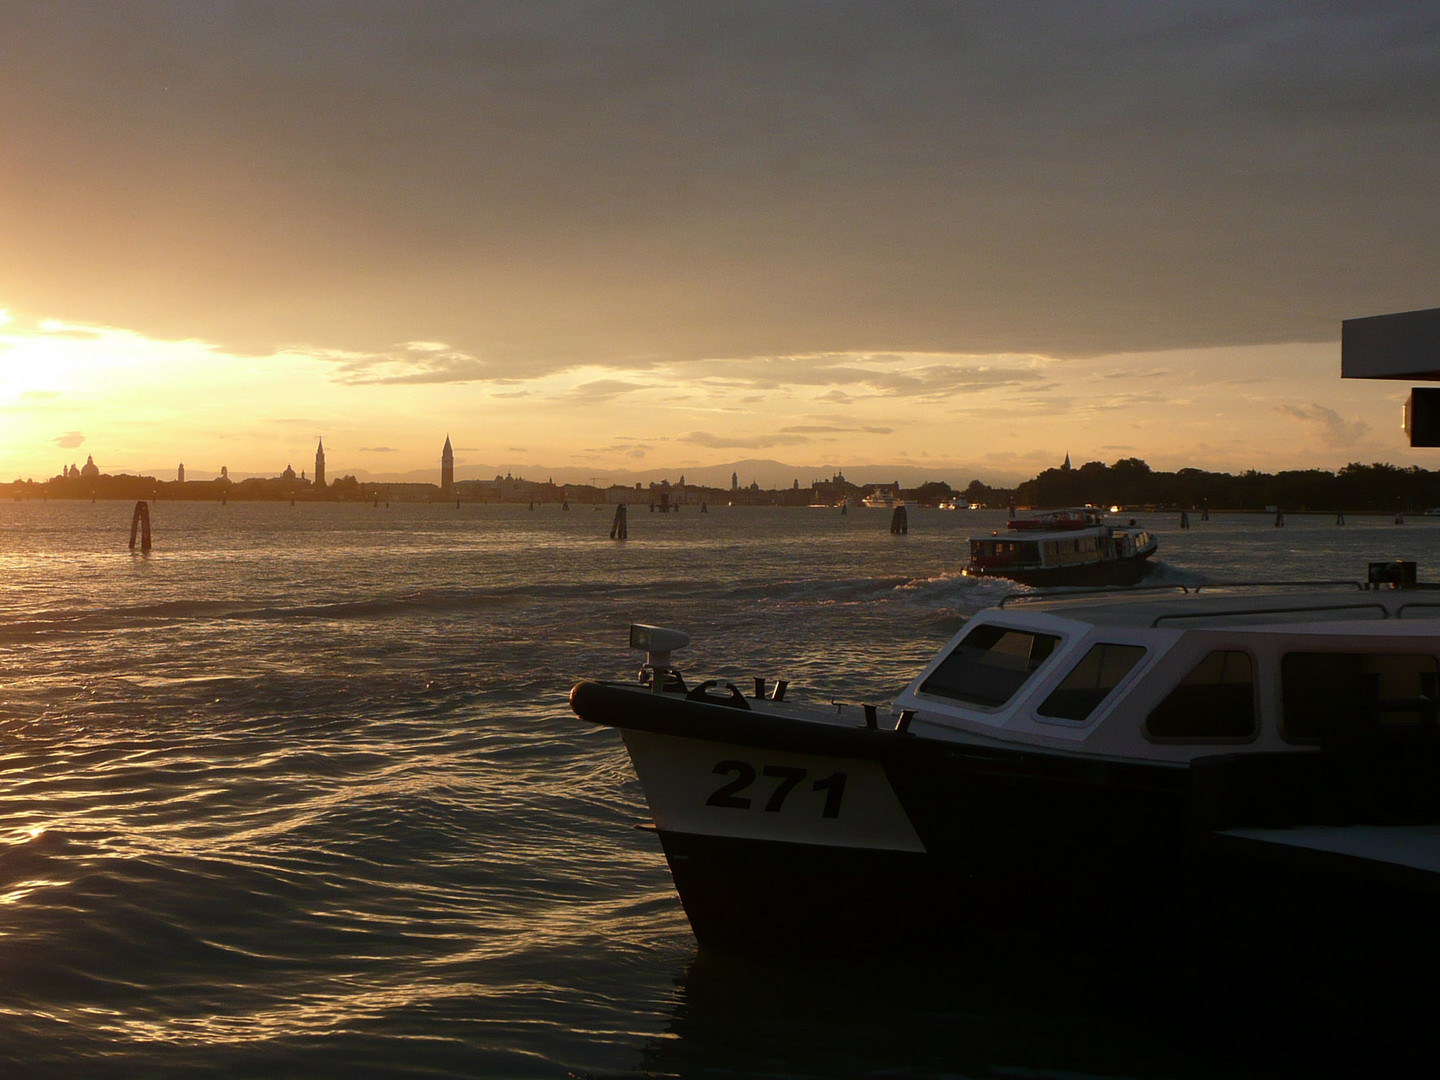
{"left": 610, "top": 503, "right": 628, "bottom": 539}
{"left": 890, "top": 505, "right": 908, "bottom": 534}
{"left": 128, "top": 500, "right": 152, "bottom": 552}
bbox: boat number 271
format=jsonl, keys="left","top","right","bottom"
{"left": 705, "top": 760, "right": 847, "bottom": 819}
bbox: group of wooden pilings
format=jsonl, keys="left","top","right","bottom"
{"left": 1178, "top": 507, "right": 1212, "bottom": 529}
{"left": 607, "top": 501, "right": 915, "bottom": 540}
{"left": 1176, "top": 507, "right": 1407, "bottom": 527}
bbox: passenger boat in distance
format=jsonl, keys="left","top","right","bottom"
{"left": 570, "top": 564, "right": 1440, "bottom": 956}
{"left": 964, "top": 506, "right": 1157, "bottom": 586}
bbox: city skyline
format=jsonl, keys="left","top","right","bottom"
{"left": 2, "top": 5, "right": 1438, "bottom": 484}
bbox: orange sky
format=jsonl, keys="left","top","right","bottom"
{"left": 2, "top": 4, "right": 1437, "bottom": 486}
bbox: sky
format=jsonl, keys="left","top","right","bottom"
{"left": 2, "top": 1, "right": 1438, "bottom": 487}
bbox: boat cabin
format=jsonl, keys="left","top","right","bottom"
{"left": 892, "top": 585, "right": 1440, "bottom": 766}
{"left": 968, "top": 531, "right": 1113, "bottom": 573}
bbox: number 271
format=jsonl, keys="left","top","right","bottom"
{"left": 706, "top": 760, "right": 847, "bottom": 819}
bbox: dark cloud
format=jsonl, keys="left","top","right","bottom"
{"left": 780, "top": 423, "right": 894, "bottom": 436}
{"left": 335, "top": 353, "right": 489, "bottom": 384}
{"left": 1, "top": 2, "right": 1436, "bottom": 370}
{"left": 690, "top": 355, "right": 1047, "bottom": 399}
{"left": 561, "top": 379, "right": 655, "bottom": 401}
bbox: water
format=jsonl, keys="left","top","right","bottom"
{"left": 1, "top": 500, "right": 1437, "bottom": 1077}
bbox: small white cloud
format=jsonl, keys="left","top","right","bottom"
{"left": 1275, "top": 403, "right": 1370, "bottom": 449}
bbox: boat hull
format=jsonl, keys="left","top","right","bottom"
{"left": 963, "top": 548, "right": 1156, "bottom": 587}
{"left": 572, "top": 680, "right": 1191, "bottom": 951}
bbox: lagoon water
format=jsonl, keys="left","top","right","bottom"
{"left": 1, "top": 499, "right": 1438, "bottom": 1078}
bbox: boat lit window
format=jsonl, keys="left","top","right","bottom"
{"left": 919, "top": 624, "right": 1061, "bottom": 708}
{"left": 1280, "top": 652, "right": 1439, "bottom": 744}
{"left": 1146, "top": 651, "right": 1256, "bottom": 740}
{"left": 1038, "top": 643, "right": 1147, "bottom": 722}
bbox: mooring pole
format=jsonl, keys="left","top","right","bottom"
{"left": 890, "top": 505, "right": 908, "bottom": 534}
{"left": 610, "top": 503, "right": 628, "bottom": 540}
{"left": 128, "top": 500, "right": 152, "bottom": 552}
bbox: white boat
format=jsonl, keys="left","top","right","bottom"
{"left": 964, "top": 507, "right": 1157, "bottom": 586}
{"left": 861, "top": 490, "right": 902, "bottom": 509}
{"left": 571, "top": 565, "right": 1440, "bottom": 953}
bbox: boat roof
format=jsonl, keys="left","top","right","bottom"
{"left": 989, "top": 583, "right": 1440, "bottom": 631}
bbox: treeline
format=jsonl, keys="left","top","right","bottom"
{"left": 988, "top": 459, "right": 1440, "bottom": 513}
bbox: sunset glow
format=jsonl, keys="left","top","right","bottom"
{"left": 1, "top": 4, "right": 1434, "bottom": 487}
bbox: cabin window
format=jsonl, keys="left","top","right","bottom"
{"left": 1281, "top": 652, "right": 1439, "bottom": 743}
{"left": 919, "top": 624, "right": 1061, "bottom": 708}
{"left": 1146, "top": 650, "right": 1256, "bottom": 740}
{"left": 1038, "top": 643, "right": 1147, "bottom": 722}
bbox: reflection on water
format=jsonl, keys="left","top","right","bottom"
{"left": 1, "top": 501, "right": 1438, "bottom": 1076}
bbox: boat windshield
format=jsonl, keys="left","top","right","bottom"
{"left": 1037, "top": 643, "right": 1147, "bottom": 721}
{"left": 919, "top": 623, "right": 1060, "bottom": 708}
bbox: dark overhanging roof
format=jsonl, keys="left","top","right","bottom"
{"left": 1342, "top": 306, "right": 1440, "bottom": 381}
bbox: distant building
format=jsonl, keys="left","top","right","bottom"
{"left": 314, "top": 439, "right": 326, "bottom": 488}
{"left": 731, "top": 471, "right": 738, "bottom": 491}
{"left": 80, "top": 455, "right": 99, "bottom": 479}
{"left": 441, "top": 435, "right": 454, "bottom": 499}
{"left": 177, "top": 463, "right": 185, "bottom": 482}
{"left": 281, "top": 463, "right": 297, "bottom": 481}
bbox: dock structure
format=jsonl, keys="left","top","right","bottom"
{"left": 1343, "top": 306, "right": 1440, "bottom": 446}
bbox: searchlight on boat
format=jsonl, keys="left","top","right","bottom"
{"left": 630, "top": 624, "right": 690, "bottom": 692}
